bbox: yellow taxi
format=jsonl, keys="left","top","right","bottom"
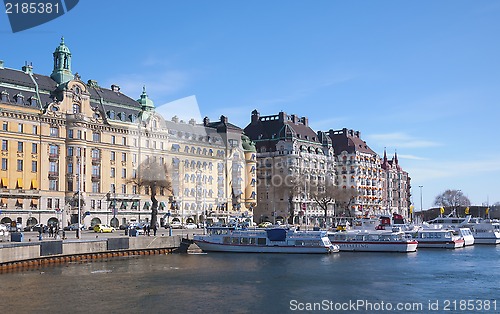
{"left": 93, "top": 224, "right": 115, "bottom": 233}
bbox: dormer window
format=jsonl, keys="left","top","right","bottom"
{"left": 15, "top": 93, "right": 24, "bottom": 104}
{"left": 72, "top": 103, "right": 81, "bottom": 114}
{"left": 130, "top": 114, "right": 136, "bottom": 123}
{"left": 108, "top": 110, "right": 115, "bottom": 119}
{"left": 29, "top": 97, "right": 38, "bottom": 107}
{"left": 0, "top": 90, "right": 8, "bottom": 102}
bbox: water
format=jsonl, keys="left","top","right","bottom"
{"left": 1, "top": 246, "right": 499, "bottom": 313}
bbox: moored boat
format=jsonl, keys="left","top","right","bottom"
{"left": 193, "top": 226, "right": 339, "bottom": 254}
{"left": 409, "top": 229, "right": 465, "bottom": 249}
{"left": 327, "top": 230, "right": 418, "bottom": 253}
{"left": 462, "top": 218, "right": 500, "bottom": 244}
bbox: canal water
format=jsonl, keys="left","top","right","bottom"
{"left": 1, "top": 245, "right": 499, "bottom": 313}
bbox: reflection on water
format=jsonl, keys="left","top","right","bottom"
{"left": 1, "top": 246, "right": 499, "bottom": 313}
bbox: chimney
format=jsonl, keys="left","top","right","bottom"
{"left": 278, "top": 111, "right": 286, "bottom": 122}
{"left": 220, "top": 115, "right": 228, "bottom": 124}
{"left": 251, "top": 109, "right": 260, "bottom": 124}
{"left": 22, "top": 62, "right": 33, "bottom": 74}
{"left": 301, "top": 116, "right": 308, "bottom": 126}
{"left": 203, "top": 116, "right": 210, "bottom": 126}
{"left": 111, "top": 84, "right": 120, "bottom": 92}
{"left": 355, "top": 131, "right": 361, "bottom": 138}
{"left": 291, "top": 114, "right": 298, "bottom": 124}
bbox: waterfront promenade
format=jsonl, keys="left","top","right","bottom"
{"left": 0, "top": 228, "right": 205, "bottom": 271}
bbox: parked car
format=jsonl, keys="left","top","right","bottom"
{"left": 63, "top": 223, "right": 85, "bottom": 231}
{"left": 169, "top": 221, "right": 183, "bottom": 229}
{"left": 184, "top": 223, "right": 198, "bottom": 229}
{"left": 24, "top": 224, "right": 48, "bottom": 232}
{"left": 128, "top": 222, "right": 146, "bottom": 235}
{"left": 93, "top": 224, "right": 115, "bottom": 233}
{"left": 258, "top": 222, "right": 273, "bottom": 228}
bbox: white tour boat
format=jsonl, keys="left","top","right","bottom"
{"left": 461, "top": 218, "right": 500, "bottom": 244}
{"left": 409, "top": 229, "right": 465, "bottom": 249}
{"left": 425, "top": 216, "right": 475, "bottom": 246}
{"left": 193, "top": 227, "right": 339, "bottom": 254}
{"left": 327, "top": 230, "right": 418, "bottom": 253}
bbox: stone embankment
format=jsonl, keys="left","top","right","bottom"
{"left": 0, "top": 235, "right": 183, "bottom": 273}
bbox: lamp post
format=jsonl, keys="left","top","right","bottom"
{"left": 76, "top": 156, "right": 82, "bottom": 239}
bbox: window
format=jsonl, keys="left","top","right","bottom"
{"left": 121, "top": 184, "right": 126, "bottom": 194}
{"left": 92, "top": 182, "right": 100, "bottom": 193}
{"left": 50, "top": 126, "right": 59, "bottom": 137}
{"left": 67, "top": 181, "right": 73, "bottom": 192}
{"left": 92, "top": 165, "right": 100, "bottom": 176}
{"left": 133, "top": 154, "right": 137, "bottom": 163}
{"left": 91, "top": 149, "right": 100, "bottom": 160}
{"left": 110, "top": 183, "right": 116, "bottom": 193}
{"left": 122, "top": 168, "right": 126, "bottom": 178}
{"left": 110, "top": 168, "right": 115, "bottom": 178}
{"left": 49, "top": 180, "right": 58, "bottom": 191}
{"left": 132, "top": 169, "right": 137, "bottom": 178}
{"left": 1, "top": 158, "right": 7, "bottom": 170}
{"left": 68, "top": 130, "right": 73, "bottom": 138}
{"left": 32, "top": 125, "right": 37, "bottom": 134}
{"left": 47, "top": 198, "right": 52, "bottom": 209}
{"left": 77, "top": 130, "right": 82, "bottom": 139}
{"left": 31, "top": 161, "right": 37, "bottom": 172}
{"left": 32, "top": 143, "right": 37, "bottom": 154}
{"left": 49, "top": 161, "right": 57, "bottom": 173}
{"left": 132, "top": 185, "right": 137, "bottom": 194}
{"left": 92, "top": 132, "right": 100, "bottom": 142}
{"left": 17, "top": 160, "right": 23, "bottom": 171}
{"left": 111, "top": 152, "right": 115, "bottom": 161}
{"left": 17, "top": 141, "right": 23, "bottom": 152}
{"left": 2, "top": 122, "right": 7, "bottom": 131}
{"left": 2, "top": 140, "right": 7, "bottom": 151}
{"left": 49, "top": 144, "right": 58, "bottom": 156}
{"left": 68, "top": 163, "right": 73, "bottom": 174}
{"left": 18, "top": 123, "right": 23, "bottom": 133}
{"left": 133, "top": 138, "right": 138, "bottom": 147}
{"left": 122, "top": 137, "right": 126, "bottom": 146}
{"left": 67, "top": 147, "right": 74, "bottom": 156}
{"left": 122, "top": 153, "right": 126, "bottom": 162}
{"left": 111, "top": 135, "right": 116, "bottom": 144}
{"left": 72, "top": 103, "right": 80, "bottom": 114}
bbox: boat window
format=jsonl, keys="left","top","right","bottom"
{"left": 249, "top": 238, "right": 256, "bottom": 245}
{"left": 223, "top": 237, "right": 231, "bottom": 244}
{"left": 231, "top": 237, "right": 239, "bottom": 244}
{"left": 241, "top": 237, "right": 249, "bottom": 244}
{"left": 257, "top": 238, "right": 266, "bottom": 245}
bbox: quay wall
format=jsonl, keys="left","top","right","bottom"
{"left": 0, "top": 235, "right": 182, "bottom": 266}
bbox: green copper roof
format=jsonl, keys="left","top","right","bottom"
{"left": 54, "top": 37, "right": 71, "bottom": 54}
{"left": 137, "top": 86, "right": 154, "bottom": 110}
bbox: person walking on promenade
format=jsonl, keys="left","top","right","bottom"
{"left": 146, "top": 224, "right": 151, "bottom": 236}
{"left": 49, "top": 225, "right": 53, "bottom": 238}
{"left": 153, "top": 223, "right": 158, "bottom": 236}
{"left": 38, "top": 227, "right": 43, "bottom": 240}
{"left": 143, "top": 224, "right": 147, "bottom": 236}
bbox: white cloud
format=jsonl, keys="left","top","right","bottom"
{"left": 367, "top": 132, "right": 441, "bottom": 148}
{"left": 398, "top": 154, "right": 428, "bottom": 161}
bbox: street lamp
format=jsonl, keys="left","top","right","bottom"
{"left": 418, "top": 185, "right": 423, "bottom": 212}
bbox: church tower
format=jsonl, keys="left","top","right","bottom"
{"left": 51, "top": 37, "right": 74, "bottom": 84}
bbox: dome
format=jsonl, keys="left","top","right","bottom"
{"left": 54, "top": 37, "right": 71, "bottom": 54}
{"left": 137, "top": 86, "right": 154, "bottom": 110}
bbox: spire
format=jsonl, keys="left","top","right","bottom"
{"left": 394, "top": 150, "right": 399, "bottom": 164}
{"left": 137, "top": 85, "right": 155, "bottom": 111}
{"left": 51, "top": 36, "right": 73, "bottom": 84}
{"left": 383, "top": 148, "right": 387, "bottom": 162}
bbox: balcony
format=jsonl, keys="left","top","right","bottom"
{"left": 91, "top": 174, "right": 100, "bottom": 182}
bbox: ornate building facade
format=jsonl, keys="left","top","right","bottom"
{"left": 0, "top": 38, "right": 256, "bottom": 229}
{"left": 380, "top": 150, "right": 411, "bottom": 218}
{"left": 244, "top": 110, "right": 336, "bottom": 225}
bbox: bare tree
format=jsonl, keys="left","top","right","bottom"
{"left": 433, "top": 189, "right": 471, "bottom": 212}
{"left": 332, "top": 187, "right": 359, "bottom": 218}
{"left": 309, "top": 177, "right": 336, "bottom": 226}
{"left": 127, "top": 158, "right": 172, "bottom": 227}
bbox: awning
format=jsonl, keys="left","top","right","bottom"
{"left": 31, "top": 199, "right": 39, "bottom": 205}
{"left": 0, "top": 198, "right": 6, "bottom": 205}
{"left": 131, "top": 201, "right": 138, "bottom": 209}
{"left": 1, "top": 178, "right": 7, "bottom": 188}
{"left": 121, "top": 201, "right": 128, "bottom": 209}
{"left": 17, "top": 178, "right": 23, "bottom": 189}
{"left": 31, "top": 179, "right": 38, "bottom": 189}
{"left": 16, "top": 199, "right": 23, "bottom": 206}
{"left": 159, "top": 202, "right": 166, "bottom": 208}
{"left": 143, "top": 201, "right": 150, "bottom": 209}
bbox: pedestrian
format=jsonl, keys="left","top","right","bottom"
{"left": 146, "top": 224, "right": 151, "bottom": 236}
{"left": 143, "top": 224, "right": 147, "bottom": 236}
{"left": 153, "top": 223, "right": 157, "bottom": 236}
{"left": 38, "top": 227, "right": 43, "bottom": 240}
{"left": 49, "top": 225, "right": 53, "bottom": 237}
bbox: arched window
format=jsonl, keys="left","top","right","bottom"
{"left": 72, "top": 103, "right": 81, "bottom": 114}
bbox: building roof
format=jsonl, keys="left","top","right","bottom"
{"left": 244, "top": 110, "right": 320, "bottom": 151}
{"left": 327, "top": 128, "right": 377, "bottom": 156}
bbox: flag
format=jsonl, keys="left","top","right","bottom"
{"left": 465, "top": 207, "right": 470, "bottom": 215}
{"left": 409, "top": 205, "right": 414, "bottom": 214}
{"left": 486, "top": 207, "right": 490, "bottom": 215}
{"left": 440, "top": 207, "right": 445, "bottom": 215}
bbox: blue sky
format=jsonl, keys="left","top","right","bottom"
{"left": 2, "top": 1, "right": 500, "bottom": 209}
